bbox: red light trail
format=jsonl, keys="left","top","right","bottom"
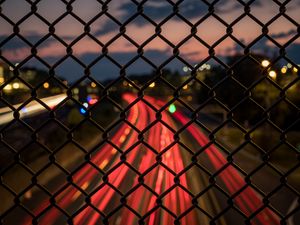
{"left": 21, "top": 94, "right": 280, "bottom": 225}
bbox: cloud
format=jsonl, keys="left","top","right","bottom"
{"left": 94, "top": 20, "right": 119, "bottom": 36}
{"left": 215, "top": 0, "right": 262, "bottom": 14}
{"left": 270, "top": 29, "right": 297, "bottom": 39}
{"left": 117, "top": 0, "right": 208, "bottom": 25}
{"left": 0, "top": 34, "right": 74, "bottom": 50}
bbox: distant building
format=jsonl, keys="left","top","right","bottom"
{"left": 0, "top": 63, "right": 61, "bottom": 95}
{"left": 20, "top": 67, "right": 38, "bottom": 82}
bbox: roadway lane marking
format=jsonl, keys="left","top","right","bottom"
{"left": 81, "top": 182, "right": 89, "bottom": 190}
{"left": 99, "top": 159, "right": 109, "bottom": 170}
{"left": 125, "top": 128, "right": 130, "bottom": 135}
{"left": 119, "top": 135, "right": 126, "bottom": 143}
{"left": 115, "top": 216, "right": 122, "bottom": 225}
{"left": 72, "top": 191, "right": 81, "bottom": 201}
{"left": 165, "top": 151, "right": 171, "bottom": 158}
{"left": 287, "top": 198, "right": 298, "bottom": 225}
{"left": 72, "top": 181, "right": 90, "bottom": 201}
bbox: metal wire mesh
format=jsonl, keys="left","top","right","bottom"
{"left": 0, "top": 0, "right": 299, "bottom": 225}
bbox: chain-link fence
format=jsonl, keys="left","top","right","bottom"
{"left": 0, "top": 0, "right": 300, "bottom": 224}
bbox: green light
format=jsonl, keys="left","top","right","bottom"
{"left": 168, "top": 104, "right": 176, "bottom": 113}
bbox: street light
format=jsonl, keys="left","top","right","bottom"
{"left": 183, "top": 66, "right": 190, "bottom": 72}
{"left": 268, "top": 70, "right": 277, "bottom": 79}
{"left": 293, "top": 67, "right": 298, "bottom": 73}
{"left": 149, "top": 82, "right": 155, "bottom": 88}
{"left": 261, "top": 60, "right": 270, "bottom": 68}
{"left": 12, "top": 83, "right": 20, "bottom": 89}
{"left": 4, "top": 84, "right": 12, "bottom": 91}
{"left": 281, "top": 66, "right": 287, "bottom": 74}
{"left": 43, "top": 82, "right": 50, "bottom": 89}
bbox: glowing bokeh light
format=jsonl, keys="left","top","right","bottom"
{"left": 89, "top": 98, "right": 98, "bottom": 105}
{"left": 281, "top": 67, "right": 287, "bottom": 74}
{"left": 168, "top": 104, "right": 177, "bottom": 113}
{"left": 261, "top": 60, "right": 270, "bottom": 68}
{"left": 80, "top": 108, "right": 87, "bottom": 114}
{"left": 43, "top": 82, "right": 50, "bottom": 89}
{"left": 12, "top": 83, "right": 20, "bottom": 89}
{"left": 4, "top": 84, "right": 12, "bottom": 90}
{"left": 149, "top": 82, "right": 155, "bottom": 88}
{"left": 83, "top": 102, "right": 89, "bottom": 108}
{"left": 268, "top": 70, "right": 277, "bottom": 79}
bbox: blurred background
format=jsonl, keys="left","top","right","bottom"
{"left": 0, "top": 0, "right": 299, "bottom": 224}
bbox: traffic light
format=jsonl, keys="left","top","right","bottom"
{"left": 168, "top": 104, "right": 176, "bottom": 113}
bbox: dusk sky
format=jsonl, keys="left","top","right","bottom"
{"left": 1, "top": 0, "right": 300, "bottom": 81}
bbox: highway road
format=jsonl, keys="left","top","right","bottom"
{"left": 2, "top": 93, "right": 297, "bottom": 225}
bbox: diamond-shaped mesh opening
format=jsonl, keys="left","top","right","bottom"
{"left": 125, "top": 185, "right": 156, "bottom": 215}
{"left": 72, "top": 36, "right": 103, "bottom": 65}
{"left": 0, "top": 184, "right": 14, "bottom": 214}
{"left": 197, "top": 17, "right": 227, "bottom": 46}
{"left": 90, "top": 184, "right": 123, "bottom": 214}
{"left": 37, "top": 207, "right": 69, "bottom": 225}
{"left": 1, "top": 163, "right": 32, "bottom": 194}
{"left": 54, "top": 57, "right": 84, "bottom": 82}
{"left": 250, "top": 164, "right": 282, "bottom": 194}
{"left": 72, "top": 119, "right": 104, "bottom": 149}
{"left": 196, "top": 185, "right": 229, "bottom": 218}
{"left": 55, "top": 142, "right": 86, "bottom": 172}
{"left": 214, "top": 1, "right": 244, "bottom": 24}
{"left": 20, "top": 186, "right": 50, "bottom": 213}
{"left": 36, "top": 0, "right": 66, "bottom": 22}
{"left": 268, "top": 17, "right": 298, "bottom": 46}
{"left": 179, "top": 0, "right": 208, "bottom": 20}
{"left": 231, "top": 144, "right": 264, "bottom": 174}
{"left": 161, "top": 17, "right": 191, "bottom": 46}
{"left": 125, "top": 16, "right": 156, "bottom": 45}
{"left": 71, "top": 0, "right": 102, "bottom": 22}
{"left": 55, "top": 15, "right": 84, "bottom": 44}
{"left": 287, "top": 167, "right": 300, "bottom": 193}
{"left": 37, "top": 119, "right": 68, "bottom": 150}
{"left": 1, "top": 120, "right": 33, "bottom": 151}
{"left": 232, "top": 17, "right": 262, "bottom": 46}
{"left": 1, "top": 1, "right": 300, "bottom": 225}
{"left": 110, "top": 207, "right": 140, "bottom": 225}
{"left": 270, "top": 145, "right": 298, "bottom": 172}
{"left": 2, "top": 206, "right": 32, "bottom": 225}
{"left": 251, "top": 123, "right": 281, "bottom": 152}
{"left": 1, "top": 36, "right": 32, "bottom": 61}
{"left": 1, "top": 1, "right": 31, "bottom": 22}
{"left": 19, "top": 142, "right": 50, "bottom": 172}
{"left": 0, "top": 142, "right": 15, "bottom": 171}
